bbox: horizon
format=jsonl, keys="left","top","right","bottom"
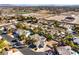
{"left": 1, "top": 4, "right": 79, "bottom": 6}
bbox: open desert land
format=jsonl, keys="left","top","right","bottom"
{"left": 21, "top": 10, "right": 79, "bottom": 24}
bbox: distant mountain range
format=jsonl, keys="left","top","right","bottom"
{"left": 0, "top": 4, "right": 79, "bottom": 7}
{"left": 0, "top": 4, "right": 78, "bottom": 6}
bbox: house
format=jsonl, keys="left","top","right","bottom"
{"left": 67, "top": 25, "right": 75, "bottom": 34}
{"left": 9, "top": 19, "right": 18, "bottom": 24}
{"left": 0, "top": 27, "right": 7, "bottom": 34}
{"left": 57, "top": 32, "right": 66, "bottom": 38}
{"left": 46, "top": 40, "right": 58, "bottom": 47}
{"left": 0, "top": 27, "right": 4, "bottom": 31}
{"left": 9, "top": 25, "right": 16, "bottom": 29}
{"left": 73, "top": 37, "right": 79, "bottom": 45}
{"left": 0, "top": 35, "right": 2, "bottom": 40}
{"left": 30, "top": 34, "right": 46, "bottom": 49}
{"left": 15, "top": 29, "right": 31, "bottom": 37}
{"left": 57, "top": 46, "right": 78, "bottom": 55}
{"left": 25, "top": 31, "right": 31, "bottom": 37}
{"left": 45, "top": 50, "right": 53, "bottom": 55}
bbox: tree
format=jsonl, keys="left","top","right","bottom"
{"left": 16, "top": 23, "right": 23, "bottom": 29}
{"left": 24, "top": 36, "right": 37, "bottom": 45}
{"left": 53, "top": 21, "right": 60, "bottom": 27}
{"left": 8, "top": 28, "right": 14, "bottom": 34}
{"left": 69, "top": 41, "right": 75, "bottom": 47}
{"left": 66, "top": 34, "right": 73, "bottom": 41}
{"left": 73, "top": 26, "right": 79, "bottom": 34}
{"left": 60, "top": 39, "right": 66, "bottom": 46}
{"left": 19, "top": 34, "right": 26, "bottom": 41}
{"left": 26, "top": 16, "right": 38, "bottom": 23}
{"left": 33, "top": 27, "right": 43, "bottom": 34}
{"left": 28, "top": 39, "right": 37, "bottom": 45}
{"left": 46, "top": 34, "right": 53, "bottom": 41}
{"left": 19, "top": 34, "right": 37, "bottom": 45}
{"left": 53, "top": 45, "right": 59, "bottom": 55}
{"left": 0, "top": 30, "right": 2, "bottom": 34}
{"left": 17, "top": 15, "right": 25, "bottom": 21}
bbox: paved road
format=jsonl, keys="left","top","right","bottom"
{"left": 1, "top": 34, "right": 14, "bottom": 43}
{"left": 19, "top": 47, "right": 45, "bottom": 55}
{"left": 0, "top": 23, "right": 12, "bottom": 27}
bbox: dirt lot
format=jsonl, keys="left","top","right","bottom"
{"left": 22, "top": 10, "right": 79, "bottom": 24}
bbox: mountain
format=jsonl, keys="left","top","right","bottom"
{"left": 0, "top": 4, "right": 79, "bottom": 8}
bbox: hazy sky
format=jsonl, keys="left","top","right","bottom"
{"left": 0, "top": 0, "right": 79, "bottom": 5}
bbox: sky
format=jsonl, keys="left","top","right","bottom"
{"left": 0, "top": 0, "right": 79, "bottom": 5}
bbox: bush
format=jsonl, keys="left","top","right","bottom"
{"left": 46, "top": 34, "right": 53, "bottom": 41}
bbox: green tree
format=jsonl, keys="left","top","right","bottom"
{"left": 17, "top": 15, "right": 25, "bottom": 21}
{"left": 53, "top": 45, "right": 59, "bottom": 55}
{"left": 46, "top": 34, "right": 53, "bottom": 41}
{"left": 19, "top": 34, "right": 26, "bottom": 41}
{"left": 53, "top": 21, "right": 60, "bottom": 27}
{"left": 33, "top": 27, "right": 43, "bottom": 34}
{"left": 16, "top": 23, "right": 23, "bottom": 29}
{"left": 73, "top": 26, "right": 79, "bottom": 34}
{"left": 66, "top": 34, "right": 73, "bottom": 39}
{"left": 8, "top": 28, "right": 14, "bottom": 34}
{"left": 69, "top": 41, "right": 75, "bottom": 47}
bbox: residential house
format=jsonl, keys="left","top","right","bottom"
{"left": 15, "top": 29, "right": 31, "bottom": 37}
{"left": 46, "top": 40, "right": 58, "bottom": 47}
{"left": 30, "top": 34, "right": 46, "bottom": 49}
{"left": 73, "top": 37, "right": 79, "bottom": 45}
{"left": 67, "top": 25, "right": 74, "bottom": 34}
{"left": 57, "top": 46, "right": 78, "bottom": 55}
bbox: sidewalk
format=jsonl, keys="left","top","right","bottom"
{"left": 7, "top": 49, "right": 23, "bottom": 55}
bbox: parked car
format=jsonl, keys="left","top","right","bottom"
{"left": 12, "top": 42, "right": 25, "bottom": 48}
{"left": 11, "top": 39, "right": 19, "bottom": 42}
{"left": 2, "top": 31, "right": 7, "bottom": 34}
{"left": 45, "top": 50, "right": 54, "bottom": 55}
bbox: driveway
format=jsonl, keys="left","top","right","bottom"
{"left": 1, "top": 34, "right": 14, "bottom": 43}
{"left": 19, "top": 47, "right": 45, "bottom": 55}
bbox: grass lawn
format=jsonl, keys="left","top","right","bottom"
{"left": 17, "top": 11, "right": 31, "bottom": 14}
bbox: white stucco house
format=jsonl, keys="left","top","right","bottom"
{"left": 30, "top": 34, "right": 46, "bottom": 49}
{"left": 57, "top": 46, "right": 78, "bottom": 55}
{"left": 73, "top": 37, "right": 79, "bottom": 45}
{"left": 15, "top": 29, "right": 31, "bottom": 37}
